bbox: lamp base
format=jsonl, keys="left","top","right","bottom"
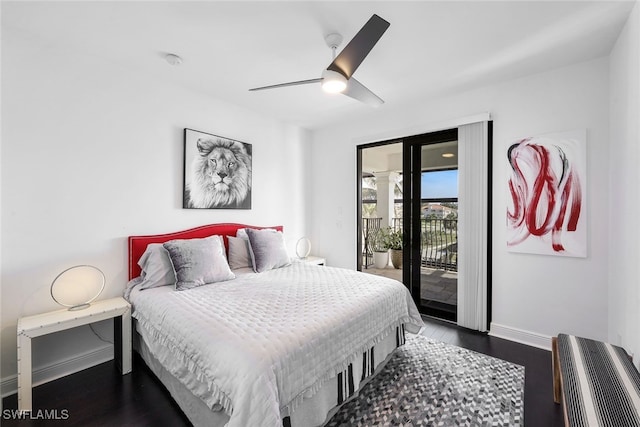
{"left": 68, "top": 303, "right": 91, "bottom": 311}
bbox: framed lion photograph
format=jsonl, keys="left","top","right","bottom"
{"left": 183, "top": 128, "right": 252, "bottom": 209}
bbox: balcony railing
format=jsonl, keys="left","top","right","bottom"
{"left": 362, "top": 217, "right": 383, "bottom": 268}
{"left": 362, "top": 217, "right": 457, "bottom": 272}
{"left": 420, "top": 218, "right": 457, "bottom": 272}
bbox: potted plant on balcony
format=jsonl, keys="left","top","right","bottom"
{"left": 370, "top": 227, "right": 391, "bottom": 269}
{"left": 388, "top": 228, "right": 404, "bottom": 269}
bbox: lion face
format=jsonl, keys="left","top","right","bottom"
{"left": 204, "top": 147, "right": 240, "bottom": 190}
{"left": 187, "top": 138, "right": 252, "bottom": 208}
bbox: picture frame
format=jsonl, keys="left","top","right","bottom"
{"left": 183, "top": 128, "right": 252, "bottom": 209}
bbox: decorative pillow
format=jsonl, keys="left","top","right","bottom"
{"left": 245, "top": 228, "right": 291, "bottom": 273}
{"left": 137, "top": 243, "right": 176, "bottom": 290}
{"left": 228, "top": 236, "right": 252, "bottom": 270}
{"left": 163, "top": 235, "right": 235, "bottom": 290}
{"left": 236, "top": 228, "right": 249, "bottom": 239}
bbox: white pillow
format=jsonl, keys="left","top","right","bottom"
{"left": 137, "top": 243, "right": 176, "bottom": 290}
{"left": 228, "top": 236, "right": 252, "bottom": 270}
{"left": 163, "top": 235, "right": 235, "bottom": 290}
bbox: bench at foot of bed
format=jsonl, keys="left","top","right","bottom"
{"left": 552, "top": 333, "right": 640, "bottom": 426}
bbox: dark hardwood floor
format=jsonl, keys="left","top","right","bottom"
{"left": 2, "top": 316, "right": 563, "bottom": 426}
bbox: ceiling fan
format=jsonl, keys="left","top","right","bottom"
{"left": 249, "top": 14, "right": 390, "bottom": 106}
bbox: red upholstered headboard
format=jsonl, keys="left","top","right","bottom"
{"left": 128, "top": 223, "right": 283, "bottom": 280}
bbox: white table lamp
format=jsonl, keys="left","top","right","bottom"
{"left": 50, "top": 265, "right": 105, "bottom": 311}
{"left": 295, "top": 237, "right": 311, "bottom": 259}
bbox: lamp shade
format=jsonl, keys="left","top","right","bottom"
{"left": 51, "top": 265, "right": 105, "bottom": 311}
{"left": 295, "top": 237, "right": 312, "bottom": 259}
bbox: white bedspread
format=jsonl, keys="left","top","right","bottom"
{"left": 127, "top": 263, "right": 423, "bottom": 427}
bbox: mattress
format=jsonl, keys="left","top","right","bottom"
{"left": 126, "top": 263, "right": 423, "bottom": 427}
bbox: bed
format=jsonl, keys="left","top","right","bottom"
{"left": 125, "top": 223, "right": 423, "bottom": 427}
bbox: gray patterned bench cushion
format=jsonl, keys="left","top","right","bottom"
{"left": 553, "top": 333, "right": 640, "bottom": 426}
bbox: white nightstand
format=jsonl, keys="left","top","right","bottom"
{"left": 17, "top": 296, "right": 132, "bottom": 412}
{"left": 295, "top": 256, "right": 326, "bottom": 266}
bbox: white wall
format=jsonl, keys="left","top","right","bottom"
{"left": 310, "top": 57, "right": 611, "bottom": 348}
{"left": 0, "top": 26, "right": 310, "bottom": 391}
{"left": 609, "top": 2, "right": 640, "bottom": 361}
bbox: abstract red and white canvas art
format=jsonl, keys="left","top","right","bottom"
{"left": 506, "top": 129, "right": 587, "bottom": 257}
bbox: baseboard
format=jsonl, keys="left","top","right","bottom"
{"left": 1, "top": 345, "right": 113, "bottom": 398}
{"left": 489, "top": 323, "right": 552, "bottom": 351}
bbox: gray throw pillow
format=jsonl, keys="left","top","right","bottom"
{"left": 163, "top": 235, "right": 235, "bottom": 290}
{"left": 245, "top": 228, "right": 291, "bottom": 273}
{"left": 137, "top": 243, "right": 176, "bottom": 290}
{"left": 228, "top": 236, "right": 252, "bottom": 270}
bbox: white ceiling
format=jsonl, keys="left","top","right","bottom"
{"left": 3, "top": 1, "right": 635, "bottom": 130}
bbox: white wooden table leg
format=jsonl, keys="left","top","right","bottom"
{"left": 121, "top": 308, "right": 132, "bottom": 374}
{"left": 17, "top": 332, "right": 32, "bottom": 413}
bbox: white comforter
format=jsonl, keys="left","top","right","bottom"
{"left": 127, "top": 263, "right": 423, "bottom": 427}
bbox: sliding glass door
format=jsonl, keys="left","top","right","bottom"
{"left": 403, "top": 129, "right": 459, "bottom": 322}
{"left": 357, "top": 122, "right": 491, "bottom": 328}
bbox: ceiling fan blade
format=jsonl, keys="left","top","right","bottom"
{"left": 249, "top": 78, "right": 322, "bottom": 91}
{"left": 342, "top": 77, "right": 384, "bottom": 106}
{"left": 327, "top": 14, "right": 390, "bottom": 79}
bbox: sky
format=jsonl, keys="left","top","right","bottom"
{"left": 421, "top": 169, "right": 458, "bottom": 199}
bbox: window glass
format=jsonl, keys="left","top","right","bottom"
{"left": 421, "top": 169, "right": 458, "bottom": 199}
